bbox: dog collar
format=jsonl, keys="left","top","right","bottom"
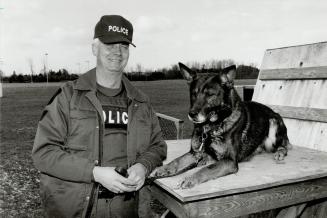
{"left": 222, "top": 81, "right": 234, "bottom": 89}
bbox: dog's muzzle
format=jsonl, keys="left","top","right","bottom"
{"left": 188, "top": 111, "right": 206, "bottom": 123}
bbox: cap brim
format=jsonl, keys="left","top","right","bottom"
{"left": 98, "top": 35, "right": 136, "bottom": 47}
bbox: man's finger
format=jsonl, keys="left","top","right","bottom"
{"left": 135, "top": 182, "right": 144, "bottom": 191}
{"left": 119, "top": 176, "right": 138, "bottom": 186}
{"left": 128, "top": 173, "right": 138, "bottom": 182}
{"left": 116, "top": 182, "right": 136, "bottom": 192}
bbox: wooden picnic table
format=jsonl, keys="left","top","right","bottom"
{"left": 149, "top": 139, "right": 327, "bottom": 217}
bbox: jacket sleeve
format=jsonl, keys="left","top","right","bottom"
{"left": 32, "top": 85, "right": 95, "bottom": 183}
{"left": 135, "top": 106, "right": 167, "bottom": 176}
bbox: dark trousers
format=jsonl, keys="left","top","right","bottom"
{"left": 91, "top": 195, "right": 139, "bottom": 218}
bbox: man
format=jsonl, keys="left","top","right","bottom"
{"left": 32, "top": 15, "right": 167, "bottom": 218}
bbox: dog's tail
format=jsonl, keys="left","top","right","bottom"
{"left": 273, "top": 116, "right": 292, "bottom": 153}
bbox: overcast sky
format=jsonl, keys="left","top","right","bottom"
{"left": 1, "top": 0, "right": 327, "bottom": 76}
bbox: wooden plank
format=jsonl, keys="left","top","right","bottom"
{"left": 151, "top": 177, "right": 327, "bottom": 218}
{"left": 267, "top": 104, "right": 327, "bottom": 123}
{"left": 149, "top": 185, "right": 189, "bottom": 218}
{"left": 282, "top": 118, "right": 327, "bottom": 151}
{"left": 260, "top": 42, "right": 327, "bottom": 69}
{"left": 183, "top": 177, "right": 327, "bottom": 218}
{"left": 176, "top": 122, "right": 184, "bottom": 140}
{"left": 259, "top": 66, "right": 327, "bottom": 80}
{"left": 252, "top": 79, "right": 327, "bottom": 109}
{"left": 157, "top": 112, "right": 184, "bottom": 123}
{"left": 155, "top": 140, "right": 327, "bottom": 202}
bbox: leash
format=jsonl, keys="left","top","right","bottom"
{"left": 199, "top": 125, "right": 210, "bottom": 151}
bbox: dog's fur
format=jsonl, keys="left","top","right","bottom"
{"left": 150, "top": 63, "right": 290, "bottom": 189}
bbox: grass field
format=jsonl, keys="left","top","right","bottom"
{"left": 0, "top": 79, "right": 256, "bottom": 217}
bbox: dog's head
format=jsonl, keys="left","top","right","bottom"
{"left": 179, "top": 62, "right": 237, "bottom": 124}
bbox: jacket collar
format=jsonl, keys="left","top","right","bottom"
{"left": 74, "top": 68, "right": 148, "bottom": 103}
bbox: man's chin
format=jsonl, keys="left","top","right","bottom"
{"left": 105, "top": 66, "right": 124, "bottom": 72}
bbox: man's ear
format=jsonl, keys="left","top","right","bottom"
{"left": 221, "top": 65, "right": 236, "bottom": 83}
{"left": 179, "top": 62, "right": 197, "bottom": 84}
{"left": 92, "top": 39, "right": 99, "bottom": 56}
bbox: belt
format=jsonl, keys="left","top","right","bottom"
{"left": 98, "top": 185, "right": 116, "bottom": 199}
{"left": 98, "top": 184, "right": 136, "bottom": 200}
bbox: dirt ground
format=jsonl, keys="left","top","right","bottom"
{"left": 0, "top": 85, "right": 58, "bottom": 217}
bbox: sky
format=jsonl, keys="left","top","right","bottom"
{"left": 1, "top": 0, "right": 327, "bottom": 76}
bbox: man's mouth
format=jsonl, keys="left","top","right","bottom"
{"left": 108, "top": 59, "right": 121, "bottom": 62}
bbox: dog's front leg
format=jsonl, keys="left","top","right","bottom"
{"left": 150, "top": 152, "right": 200, "bottom": 179}
{"left": 178, "top": 158, "right": 238, "bottom": 189}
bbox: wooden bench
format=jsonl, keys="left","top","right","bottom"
{"left": 149, "top": 42, "right": 327, "bottom": 217}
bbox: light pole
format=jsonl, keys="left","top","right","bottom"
{"left": 0, "top": 58, "right": 3, "bottom": 98}
{"left": 45, "top": 53, "right": 48, "bottom": 84}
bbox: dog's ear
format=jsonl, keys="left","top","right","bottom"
{"left": 179, "top": 62, "right": 196, "bottom": 83}
{"left": 221, "top": 65, "right": 236, "bottom": 83}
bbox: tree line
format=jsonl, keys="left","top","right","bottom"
{"left": 1, "top": 59, "right": 259, "bottom": 83}
{"left": 2, "top": 69, "right": 79, "bottom": 83}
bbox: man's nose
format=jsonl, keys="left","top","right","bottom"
{"left": 109, "top": 44, "right": 122, "bottom": 53}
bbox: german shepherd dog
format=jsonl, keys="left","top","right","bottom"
{"left": 150, "top": 63, "right": 290, "bottom": 189}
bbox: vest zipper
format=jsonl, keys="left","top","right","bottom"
{"left": 84, "top": 112, "right": 103, "bottom": 218}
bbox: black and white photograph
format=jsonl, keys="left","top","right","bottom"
{"left": 1, "top": 0, "right": 327, "bottom": 217}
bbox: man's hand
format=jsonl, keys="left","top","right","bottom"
{"left": 93, "top": 166, "right": 137, "bottom": 193}
{"left": 127, "top": 163, "right": 147, "bottom": 191}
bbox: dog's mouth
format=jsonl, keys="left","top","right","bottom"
{"left": 188, "top": 113, "right": 206, "bottom": 123}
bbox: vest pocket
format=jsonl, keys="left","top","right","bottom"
{"left": 68, "top": 110, "right": 97, "bottom": 151}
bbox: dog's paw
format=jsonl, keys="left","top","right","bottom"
{"left": 274, "top": 150, "right": 286, "bottom": 162}
{"left": 177, "top": 176, "right": 198, "bottom": 189}
{"left": 150, "top": 166, "right": 175, "bottom": 178}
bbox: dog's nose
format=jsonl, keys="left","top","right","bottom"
{"left": 189, "top": 110, "right": 197, "bottom": 118}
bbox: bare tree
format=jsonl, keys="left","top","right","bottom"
{"left": 136, "top": 63, "right": 143, "bottom": 73}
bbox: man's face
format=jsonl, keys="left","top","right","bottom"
{"left": 94, "top": 40, "right": 129, "bottom": 72}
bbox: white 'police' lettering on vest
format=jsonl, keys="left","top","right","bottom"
{"left": 108, "top": 25, "right": 129, "bottom": 36}
{"left": 102, "top": 108, "right": 128, "bottom": 129}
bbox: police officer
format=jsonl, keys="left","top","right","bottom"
{"left": 32, "top": 15, "right": 167, "bottom": 217}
